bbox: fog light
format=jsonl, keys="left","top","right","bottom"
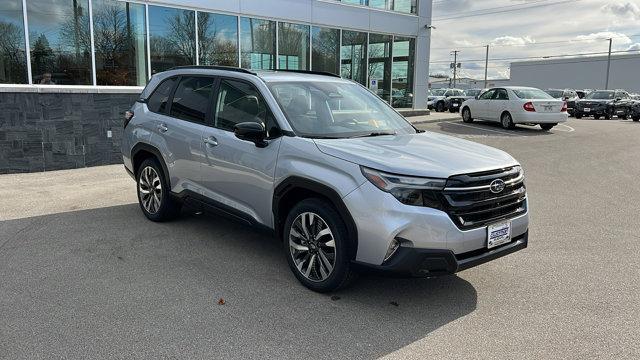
{"left": 384, "top": 239, "right": 400, "bottom": 263}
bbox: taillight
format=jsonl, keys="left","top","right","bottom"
{"left": 561, "top": 101, "right": 568, "bottom": 112}
{"left": 124, "top": 110, "right": 134, "bottom": 128}
{"left": 523, "top": 102, "right": 536, "bottom": 112}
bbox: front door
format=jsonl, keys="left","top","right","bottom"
{"left": 474, "top": 89, "right": 496, "bottom": 119}
{"left": 200, "top": 78, "right": 282, "bottom": 226}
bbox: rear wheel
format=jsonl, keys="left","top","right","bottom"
{"left": 136, "top": 158, "right": 181, "bottom": 222}
{"left": 633, "top": 116, "right": 640, "bottom": 122}
{"left": 283, "top": 198, "right": 356, "bottom": 292}
{"left": 575, "top": 113, "right": 583, "bottom": 119}
{"left": 604, "top": 113, "right": 612, "bottom": 120}
{"left": 462, "top": 107, "right": 473, "bottom": 123}
{"left": 436, "top": 101, "right": 445, "bottom": 112}
{"left": 619, "top": 114, "right": 628, "bottom": 120}
{"left": 593, "top": 115, "right": 600, "bottom": 120}
{"left": 500, "top": 112, "right": 514, "bottom": 129}
{"left": 540, "top": 123, "right": 557, "bottom": 131}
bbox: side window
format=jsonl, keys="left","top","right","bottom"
{"left": 147, "top": 77, "right": 177, "bottom": 114}
{"left": 214, "top": 79, "right": 279, "bottom": 137}
{"left": 493, "top": 89, "right": 509, "bottom": 100}
{"left": 479, "top": 89, "right": 495, "bottom": 100}
{"left": 169, "top": 76, "right": 215, "bottom": 123}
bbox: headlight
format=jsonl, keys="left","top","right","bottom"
{"left": 361, "top": 167, "right": 446, "bottom": 208}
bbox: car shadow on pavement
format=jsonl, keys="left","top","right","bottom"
{"left": 437, "top": 120, "right": 554, "bottom": 137}
{"left": 0, "top": 204, "right": 477, "bottom": 359}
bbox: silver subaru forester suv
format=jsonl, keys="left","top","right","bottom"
{"left": 122, "top": 66, "right": 529, "bottom": 292}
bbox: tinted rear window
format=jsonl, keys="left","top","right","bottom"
{"left": 147, "top": 77, "right": 177, "bottom": 114}
{"left": 170, "top": 76, "right": 215, "bottom": 123}
{"left": 586, "top": 91, "right": 615, "bottom": 99}
{"left": 513, "top": 89, "right": 554, "bottom": 99}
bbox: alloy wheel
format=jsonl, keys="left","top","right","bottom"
{"left": 138, "top": 166, "right": 162, "bottom": 214}
{"left": 289, "top": 212, "right": 336, "bottom": 282}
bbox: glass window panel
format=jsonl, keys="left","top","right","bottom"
{"left": 392, "top": 36, "right": 415, "bottom": 108}
{"left": 149, "top": 6, "right": 195, "bottom": 75}
{"left": 0, "top": 0, "right": 27, "bottom": 84}
{"left": 214, "top": 79, "right": 277, "bottom": 136}
{"left": 92, "top": 0, "right": 147, "bottom": 86}
{"left": 368, "top": 33, "right": 392, "bottom": 103}
{"left": 341, "top": 0, "right": 367, "bottom": 5}
{"left": 311, "top": 26, "right": 339, "bottom": 75}
{"left": 369, "top": 0, "right": 389, "bottom": 10}
{"left": 392, "top": 0, "right": 417, "bottom": 14}
{"left": 170, "top": 76, "right": 214, "bottom": 123}
{"left": 341, "top": 30, "right": 367, "bottom": 85}
{"left": 27, "top": 0, "right": 92, "bottom": 85}
{"left": 278, "top": 22, "right": 309, "bottom": 70}
{"left": 198, "top": 12, "right": 238, "bottom": 67}
{"left": 240, "top": 17, "right": 275, "bottom": 70}
{"left": 147, "top": 77, "right": 177, "bottom": 114}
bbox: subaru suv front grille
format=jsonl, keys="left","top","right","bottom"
{"left": 441, "top": 167, "right": 527, "bottom": 230}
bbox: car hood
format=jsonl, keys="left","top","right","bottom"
{"left": 578, "top": 99, "right": 614, "bottom": 104}
{"left": 313, "top": 132, "right": 518, "bottom": 178}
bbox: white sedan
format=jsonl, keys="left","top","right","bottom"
{"left": 460, "top": 86, "right": 568, "bottom": 131}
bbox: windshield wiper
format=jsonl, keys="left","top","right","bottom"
{"left": 351, "top": 131, "right": 397, "bottom": 138}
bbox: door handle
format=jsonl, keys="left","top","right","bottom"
{"left": 158, "top": 123, "right": 168, "bottom": 133}
{"left": 203, "top": 136, "right": 218, "bottom": 147}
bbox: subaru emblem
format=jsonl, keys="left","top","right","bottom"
{"left": 490, "top": 179, "right": 506, "bottom": 194}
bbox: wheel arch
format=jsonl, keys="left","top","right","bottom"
{"left": 273, "top": 177, "right": 358, "bottom": 260}
{"left": 131, "top": 143, "right": 171, "bottom": 188}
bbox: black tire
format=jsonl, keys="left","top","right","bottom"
{"left": 575, "top": 113, "right": 582, "bottom": 119}
{"left": 500, "top": 112, "right": 515, "bottom": 129}
{"left": 540, "top": 123, "right": 557, "bottom": 131}
{"left": 462, "top": 107, "right": 473, "bottom": 123}
{"left": 633, "top": 116, "right": 640, "bottom": 122}
{"left": 136, "top": 158, "right": 181, "bottom": 222}
{"left": 436, "top": 101, "right": 445, "bottom": 112}
{"left": 449, "top": 108, "right": 457, "bottom": 113}
{"left": 604, "top": 113, "right": 612, "bottom": 120}
{"left": 593, "top": 115, "right": 600, "bottom": 120}
{"left": 619, "top": 114, "right": 628, "bottom": 120}
{"left": 283, "top": 198, "right": 356, "bottom": 293}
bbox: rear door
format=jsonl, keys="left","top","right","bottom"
{"left": 145, "top": 76, "right": 209, "bottom": 193}
{"left": 200, "top": 78, "right": 282, "bottom": 226}
{"left": 488, "top": 88, "right": 510, "bottom": 121}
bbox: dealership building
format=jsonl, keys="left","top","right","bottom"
{"left": 0, "top": 0, "right": 432, "bottom": 173}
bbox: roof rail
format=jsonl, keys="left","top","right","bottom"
{"left": 267, "top": 69, "right": 341, "bottom": 78}
{"left": 168, "top": 65, "right": 257, "bottom": 75}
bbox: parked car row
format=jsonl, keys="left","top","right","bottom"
{"left": 428, "top": 88, "right": 485, "bottom": 113}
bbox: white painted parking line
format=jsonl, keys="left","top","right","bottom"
{"left": 447, "top": 122, "right": 518, "bottom": 136}
{"left": 555, "top": 124, "right": 575, "bottom": 132}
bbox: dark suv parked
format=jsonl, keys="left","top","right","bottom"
{"left": 574, "top": 90, "right": 631, "bottom": 119}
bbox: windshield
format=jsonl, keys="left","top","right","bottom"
{"left": 268, "top": 81, "right": 416, "bottom": 139}
{"left": 545, "top": 90, "right": 564, "bottom": 98}
{"left": 586, "top": 91, "right": 615, "bottom": 100}
{"left": 431, "top": 89, "right": 446, "bottom": 96}
{"left": 465, "top": 89, "right": 481, "bottom": 97}
{"left": 512, "top": 88, "right": 554, "bottom": 100}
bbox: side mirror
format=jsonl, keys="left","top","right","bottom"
{"left": 234, "top": 122, "right": 268, "bottom": 148}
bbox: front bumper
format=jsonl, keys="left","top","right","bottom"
{"left": 353, "top": 231, "right": 528, "bottom": 277}
{"left": 343, "top": 181, "right": 529, "bottom": 266}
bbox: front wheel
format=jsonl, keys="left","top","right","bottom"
{"left": 619, "top": 114, "right": 628, "bottom": 120}
{"left": 501, "top": 112, "right": 514, "bottom": 129}
{"left": 283, "top": 198, "right": 356, "bottom": 292}
{"left": 575, "top": 113, "right": 583, "bottom": 119}
{"left": 436, "top": 102, "right": 445, "bottom": 112}
{"left": 136, "top": 158, "right": 181, "bottom": 222}
{"left": 462, "top": 107, "right": 473, "bottom": 123}
{"left": 633, "top": 116, "right": 640, "bottom": 122}
{"left": 593, "top": 115, "right": 601, "bottom": 120}
{"left": 540, "top": 123, "right": 557, "bottom": 131}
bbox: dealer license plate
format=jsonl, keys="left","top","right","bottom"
{"left": 584, "top": 108, "right": 591, "bottom": 112}
{"left": 453, "top": 103, "right": 459, "bottom": 107}
{"left": 487, "top": 221, "right": 512, "bottom": 249}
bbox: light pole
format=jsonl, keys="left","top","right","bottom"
{"left": 605, "top": 38, "right": 612, "bottom": 90}
{"left": 484, "top": 45, "right": 489, "bottom": 89}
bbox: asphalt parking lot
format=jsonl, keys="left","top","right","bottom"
{"left": 1, "top": 118, "right": 639, "bottom": 359}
